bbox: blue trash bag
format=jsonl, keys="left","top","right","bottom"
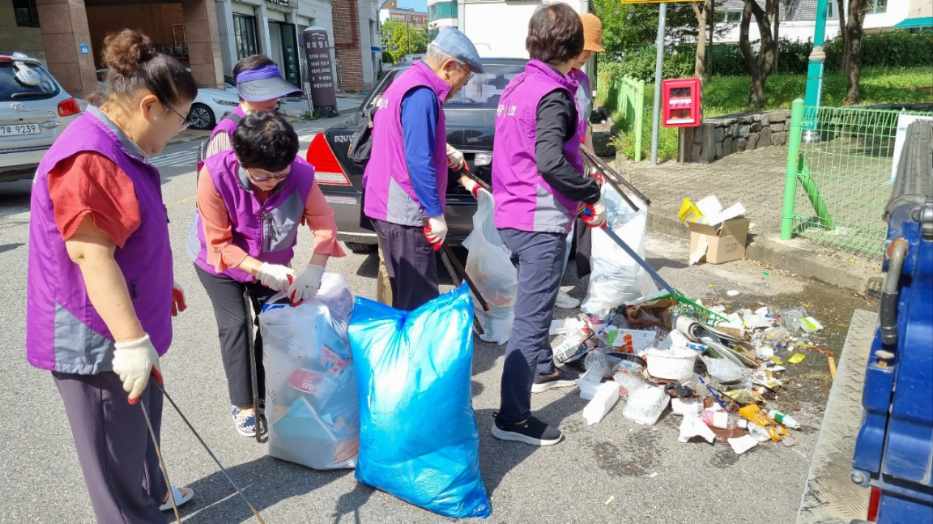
{"left": 348, "top": 284, "right": 491, "bottom": 519}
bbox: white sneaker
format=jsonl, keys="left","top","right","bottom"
{"left": 555, "top": 290, "right": 580, "bottom": 309}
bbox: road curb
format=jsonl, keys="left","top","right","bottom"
{"left": 647, "top": 211, "right": 877, "bottom": 294}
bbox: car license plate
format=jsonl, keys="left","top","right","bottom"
{"left": 0, "top": 123, "right": 41, "bottom": 137}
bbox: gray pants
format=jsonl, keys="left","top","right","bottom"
{"left": 53, "top": 371, "right": 166, "bottom": 523}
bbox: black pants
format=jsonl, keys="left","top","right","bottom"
{"left": 54, "top": 371, "right": 165, "bottom": 523}
{"left": 195, "top": 265, "right": 275, "bottom": 407}
{"left": 372, "top": 219, "right": 439, "bottom": 311}
{"left": 496, "top": 228, "right": 566, "bottom": 425}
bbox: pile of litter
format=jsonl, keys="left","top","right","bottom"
{"left": 550, "top": 292, "right": 830, "bottom": 455}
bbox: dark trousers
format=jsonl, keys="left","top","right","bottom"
{"left": 54, "top": 371, "right": 166, "bottom": 524}
{"left": 372, "top": 219, "right": 439, "bottom": 311}
{"left": 195, "top": 265, "right": 275, "bottom": 407}
{"left": 496, "top": 228, "right": 566, "bottom": 425}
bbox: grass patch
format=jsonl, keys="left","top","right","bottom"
{"left": 604, "top": 67, "right": 933, "bottom": 162}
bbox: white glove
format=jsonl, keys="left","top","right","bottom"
{"left": 446, "top": 143, "right": 465, "bottom": 172}
{"left": 256, "top": 263, "right": 295, "bottom": 292}
{"left": 288, "top": 264, "right": 325, "bottom": 303}
{"left": 582, "top": 202, "right": 607, "bottom": 228}
{"left": 459, "top": 175, "right": 480, "bottom": 198}
{"left": 425, "top": 216, "right": 448, "bottom": 247}
{"left": 113, "top": 334, "right": 159, "bottom": 402}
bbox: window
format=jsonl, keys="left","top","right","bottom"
{"left": 868, "top": 0, "right": 886, "bottom": 14}
{"left": 14, "top": 0, "right": 40, "bottom": 28}
{"left": 233, "top": 14, "right": 260, "bottom": 59}
{"left": 0, "top": 61, "right": 60, "bottom": 101}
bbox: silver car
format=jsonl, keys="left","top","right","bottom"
{"left": 1, "top": 52, "right": 80, "bottom": 182}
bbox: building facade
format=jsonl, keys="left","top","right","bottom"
{"left": 714, "top": 0, "right": 932, "bottom": 44}
{"left": 428, "top": 0, "right": 457, "bottom": 32}
{"left": 1, "top": 0, "right": 380, "bottom": 97}
{"left": 379, "top": 0, "right": 428, "bottom": 26}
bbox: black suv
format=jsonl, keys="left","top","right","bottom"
{"left": 305, "top": 58, "right": 525, "bottom": 253}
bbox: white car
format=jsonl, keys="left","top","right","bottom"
{"left": 96, "top": 69, "right": 241, "bottom": 131}
{"left": 1, "top": 52, "right": 81, "bottom": 182}
{"left": 186, "top": 82, "right": 241, "bottom": 130}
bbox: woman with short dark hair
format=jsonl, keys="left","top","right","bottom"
{"left": 487, "top": 3, "right": 605, "bottom": 447}
{"left": 191, "top": 111, "right": 345, "bottom": 437}
{"left": 26, "top": 28, "right": 196, "bottom": 520}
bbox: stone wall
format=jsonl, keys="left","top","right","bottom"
{"left": 679, "top": 109, "right": 791, "bottom": 163}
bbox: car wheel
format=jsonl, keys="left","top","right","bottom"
{"left": 346, "top": 242, "right": 377, "bottom": 255}
{"left": 187, "top": 103, "right": 215, "bottom": 130}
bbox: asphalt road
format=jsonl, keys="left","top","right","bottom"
{"left": 0, "top": 118, "right": 876, "bottom": 523}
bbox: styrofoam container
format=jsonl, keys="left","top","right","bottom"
{"left": 646, "top": 348, "right": 697, "bottom": 380}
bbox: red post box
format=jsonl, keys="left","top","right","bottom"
{"left": 661, "top": 78, "right": 702, "bottom": 128}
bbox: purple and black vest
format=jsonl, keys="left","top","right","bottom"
{"left": 492, "top": 60, "right": 585, "bottom": 234}
{"left": 26, "top": 107, "right": 173, "bottom": 374}
{"left": 363, "top": 61, "right": 451, "bottom": 226}
{"left": 190, "top": 150, "right": 316, "bottom": 282}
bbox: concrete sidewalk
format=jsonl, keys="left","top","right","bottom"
{"left": 613, "top": 146, "right": 882, "bottom": 294}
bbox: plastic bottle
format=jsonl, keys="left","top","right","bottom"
{"left": 768, "top": 409, "right": 801, "bottom": 429}
{"left": 552, "top": 324, "right": 594, "bottom": 365}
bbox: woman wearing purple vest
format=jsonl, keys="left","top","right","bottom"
{"left": 489, "top": 5, "right": 607, "bottom": 447}
{"left": 26, "top": 29, "right": 196, "bottom": 521}
{"left": 192, "top": 112, "right": 344, "bottom": 437}
{"left": 202, "top": 54, "right": 301, "bottom": 157}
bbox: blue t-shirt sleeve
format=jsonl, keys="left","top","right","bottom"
{"left": 400, "top": 87, "right": 443, "bottom": 217}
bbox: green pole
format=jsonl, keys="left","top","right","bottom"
{"left": 781, "top": 99, "right": 805, "bottom": 240}
{"left": 803, "top": 0, "right": 828, "bottom": 134}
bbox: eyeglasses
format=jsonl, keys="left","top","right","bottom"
{"left": 165, "top": 103, "right": 190, "bottom": 130}
{"left": 247, "top": 167, "right": 290, "bottom": 182}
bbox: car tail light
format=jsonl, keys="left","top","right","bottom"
{"left": 867, "top": 486, "right": 880, "bottom": 522}
{"left": 57, "top": 97, "right": 81, "bottom": 117}
{"left": 306, "top": 132, "right": 352, "bottom": 187}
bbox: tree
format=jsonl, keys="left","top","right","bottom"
{"left": 836, "top": 0, "right": 847, "bottom": 72}
{"left": 381, "top": 20, "right": 428, "bottom": 64}
{"left": 691, "top": 0, "right": 713, "bottom": 80}
{"left": 738, "top": 0, "right": 780, "bottom": 109}
{"left": 842, "top": 0, "right": 866, "bottom": 104}
{"left": 593, "top": 0, "right": 698, "bottom": 59}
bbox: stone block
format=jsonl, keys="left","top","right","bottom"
{"left": 772, "top": 131, "right": 787, "bottom": 146}
{"left": 767, "top": 110, "right": 790, "bottom": 123}
{"left": 736, "top": 137, "right": 748, "bottom": 151}
{"left": 769, "top": 122, "right": 785, "bottom": 132}
{"left": 723, "top": 137, "right": 735, "bottom": 156}
{"left": 748, "top": 132, "right": 760, "bottom": 149}
{"left": 759, "top": 127, "right": 772, "bottom": 147}
{"left": 738, "top": 125, "right": 750, "bottom": 138}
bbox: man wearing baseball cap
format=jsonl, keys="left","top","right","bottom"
{"left": 202, "top": 54, "right": 302, "bottom": 157}
{"left": 362, "top": 28, "right": 484, "bottom": 310}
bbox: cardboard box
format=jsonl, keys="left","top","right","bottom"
{"left": 688, "top": 218, "right": 750, "bottom": 264}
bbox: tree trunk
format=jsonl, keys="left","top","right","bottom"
{"left": 739, "top": 1, "right": 764, "bottom": 108}
{"left": 836, "top": 0, "right": 848, "bottom": 72}
{"left": 844, "top": 0, "right": 865, "bottom": 105}
{"left": 708, "top": 0, "right": 715, "bottom": 74}
{"left": 692, "top": 1, "right": 708, "bottom": 80}
{"left": 771, "top": 0, "right": 780, "bottom": 72}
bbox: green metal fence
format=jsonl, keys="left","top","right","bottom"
{"left": 781, "top": 98, "right": 933, "bottom": 258}
{"left": 597, "top": 74, "right": 646, "bottom": 162}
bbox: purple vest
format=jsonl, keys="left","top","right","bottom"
{"left": 363, "top": 61, "right": 451, "bottom": 226}
{"left": 492, "top": 60, "right": 585, "bottom": 234}
{"left": 26, "top": 108, "right": 173, "bottom": 374}
{"left": 212, "top": 105, "right": 246, "bottom": 143}
{"left": 192, "top": 150, "right": 316, "bottom": 282}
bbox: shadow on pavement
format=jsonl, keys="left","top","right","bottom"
{"left": 182, "top": 456, "right": 349, "bottom": 523}
{"left": 331, "top": 482, "right": 376, "bottom": 524}
{"left": 475, "top": 388, "right": 588, "bottom": 496}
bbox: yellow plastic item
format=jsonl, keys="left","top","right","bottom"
{"left": 677, "top": 197, "right": 704, "bottom": 224}
{"left": 738, "top": 404, "right": 770, "bottom": 427}
{"left": 788, "top": 353, "right": 807, "bottom": 364}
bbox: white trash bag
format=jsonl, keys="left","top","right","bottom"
{"left": 259, "top": 273, "right": 358, "bottom": 470}
{"left": 582, "top": 184, "right": 655, "bottom": 318}
{"left": 463, "top": 188, "right": 518, "bottom": 344}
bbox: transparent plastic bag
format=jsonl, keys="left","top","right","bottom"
{"left": 463, "top": 189, "right": 517, "bottom": 344}
{"left": 622, "top": 384, "right": 670, "bottom": 426}
{"left": 260, "top": 273, "right": 358, "bottom": 470}
{"left": 582, "top": 185, "right": 655, "bottom": 317}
